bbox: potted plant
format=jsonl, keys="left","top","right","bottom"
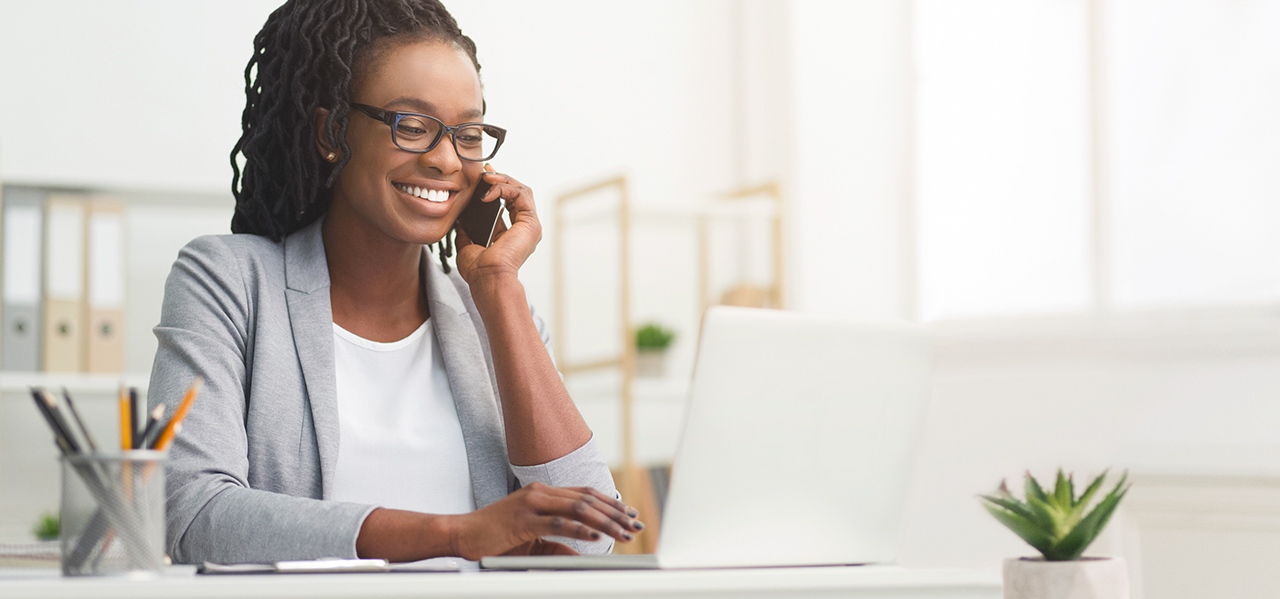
{"left": 33, "top": 512, "right": 59, "bottom": 541}
{"left": 634, "top": 322, "right": 675, "bottom": 378}
{"left": 980, "top": 470, "right": 1131, "bottom": 599}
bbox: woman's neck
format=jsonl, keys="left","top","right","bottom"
{"left": 322, "top": 205, "right": 430, "bottom": 343}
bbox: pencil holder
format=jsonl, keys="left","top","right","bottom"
{"left": 59, "top": 451, "right": 166, "bottom": 577}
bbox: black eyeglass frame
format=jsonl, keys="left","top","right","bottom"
{"left": 351, "top": 103, "right": 506, "bottom": 161}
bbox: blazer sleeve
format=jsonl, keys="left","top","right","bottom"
{"left": 506, "top": 303, "right": 620, "bottom": 554}
{"left": 149, "top": 236, "right": 374, "bottom": 564}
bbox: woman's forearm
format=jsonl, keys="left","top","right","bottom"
{"left": 468, "top": 272, "right": 592, "bottom": 466}
{"left": 355, "top": 508, "right": 458, "bottom": 561}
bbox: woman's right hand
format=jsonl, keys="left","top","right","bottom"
{"left": 450, "top": 482, "right": 642, "bottom": 560}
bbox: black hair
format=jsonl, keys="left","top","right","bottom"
{"left": 230, "top": 0, "right": 481, "bottom": 272}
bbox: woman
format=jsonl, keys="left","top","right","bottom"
{"left": 148, "top": 0, "right": 640, "bottom": 564}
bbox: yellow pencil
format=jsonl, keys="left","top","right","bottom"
{"left": 118, "top": 385, "right": 132, "bottom": 451}
{"left": 152, "top": 377, "right": 203, "bottom": 451}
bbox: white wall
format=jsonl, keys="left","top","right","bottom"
{"left": 789, "top": 0, "right": 915, "bottom": 320}
{"left": 1104, "top": 0, "right": 1280, "bottom": 308}
{"left": 0, "top": 1, "right": 280, "bottom": 192}
{"left": 915, "top": 0, "right": 1093, "bottom": 320}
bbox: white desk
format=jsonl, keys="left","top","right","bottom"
{"left": 0, "top": 565, "right": 1000, "bottom": 599}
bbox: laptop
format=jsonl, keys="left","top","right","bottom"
{"left": 482, "top": 306, "right": 935, "bottom": 570}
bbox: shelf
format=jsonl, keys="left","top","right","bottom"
{"left": 0, "top": 372, "right": 150, "bottom": 395}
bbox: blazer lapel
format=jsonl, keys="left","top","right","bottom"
{"left": 423, "top": 254, "right": 512, "bottom": 509}
{"left": 282, "top": 219, "right": 341, "bottom": 498}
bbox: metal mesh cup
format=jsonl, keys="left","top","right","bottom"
{"left": 59, "top": 451, "right": 166, "bottom": 577}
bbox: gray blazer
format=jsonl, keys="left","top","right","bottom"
{"left": 148, "top": 217, "right": 615, "bottom": 564}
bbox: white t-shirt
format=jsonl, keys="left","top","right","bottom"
{"left": 328, "top": 319, "right": 476, "bottom": 515}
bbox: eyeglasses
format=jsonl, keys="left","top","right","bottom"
{"left": 351, "top": 103, "right": 506, "bottom": 161}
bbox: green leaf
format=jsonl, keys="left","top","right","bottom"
{"left": 1051, "top": 475, "right": 1130, "bottom": 560}
{"left": 1053, "top": 469, "right": 1072, "bottom": 509}
{"left": 979, "top": 495, "right": 1037, "bottom": 522}
{"left": 983, "top": 504, "right": 1054, "bottom": 557}
{"left": 1073, "top": 470, "right": 1109, "bottom": 510}
{"left": 1023, "top": 491, "right": 1064, "bottom": 539}
{"left": 1025, "top": 472, "right": 1048, "bottom": 503}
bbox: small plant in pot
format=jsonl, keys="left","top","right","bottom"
{"left": 634, "top": 322, "right": 675, "bottom": 378}
{"left": 981, "top": 470, "right": 1131, "bottom": 599}
{"left": 33, "top": 512, "right": 59, "bottom": 541}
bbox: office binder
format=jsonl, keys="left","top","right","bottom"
{"left": 85, "top": 199, "right": 126, "bottom": 373}
{"left": 43, "top": 195, "right": 87, "bottom": 372}
{"left": 2, "top": 187, "right": 45, "bottom": 371}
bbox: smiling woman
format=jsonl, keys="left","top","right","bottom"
{"left": 148, "top": 0, "right": 639, "bottom": 565}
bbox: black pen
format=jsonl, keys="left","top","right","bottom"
{"left": 30, "top": 388, "right": 75, "bottom": 455}
{"left": 62, "top": 388, "right": 98, "bottom": 452}
{"left": 129, "top": 387, "right": 141, "bottom": 449}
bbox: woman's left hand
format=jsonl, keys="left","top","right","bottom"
{"left": 454, "top": 166, "right": 540, "bottom": 286}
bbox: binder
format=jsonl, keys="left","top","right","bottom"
{"left": 43, "top": 195, "right": 87, "bottom": 372}
{"left": 2, "top": 188, "right": 44, "bottom": 371}
{"left": 84, "top": 199, "right": 126, "bottom": 373}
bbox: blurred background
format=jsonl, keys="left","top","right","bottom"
{"left": 1, "top": 0, "right": 1278, "bottom": 596}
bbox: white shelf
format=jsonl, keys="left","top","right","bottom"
{"left": 0, "top": 372, "right": 150, "bottom": 395}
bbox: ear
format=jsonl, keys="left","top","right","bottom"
{"left": 313, "top": 107, "right": 340, "bottom": 162}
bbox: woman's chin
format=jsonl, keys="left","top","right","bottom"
{"left": 399, "top": 222, "right": 455, "bottom": 247}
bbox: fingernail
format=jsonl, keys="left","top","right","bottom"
{"left": 622, "top": 532, "right": 634, "bottom": 541}
{"left": 633, "top": 521, "right": 644, "bottom": 530}
{"left": 626, "top": 508, "right": 639, "bottom": 517}
{"left": 591, "top": 532, "right": 601, "bottom": 540}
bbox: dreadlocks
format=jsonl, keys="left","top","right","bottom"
{"left": 230, "top": 0, "right": 481, "bottom": 272}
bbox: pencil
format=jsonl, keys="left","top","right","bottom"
{"left": 61, "top": 388, "right": 98, "bottom": 452}
{"left": 119, "top": 385, "right": 132, "bottom": 451}
{"left": 42, "top": 389, "right": 83, "bottom": 454}
{"left": 30, "top": 388, "right": 75, "bottom": 455}
{"left": 151, "top": 377, "right": 203, "bottom": 451}
{"left": 137, "top": 404, "right": 166, "bottom": 450}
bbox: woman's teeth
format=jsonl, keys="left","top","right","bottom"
{"left": 395, "top": 183, "right": 449, "bottom": 203}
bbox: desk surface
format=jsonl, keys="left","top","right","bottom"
{"left": 0, "top": 565, "right": 1000, "bottom": 599}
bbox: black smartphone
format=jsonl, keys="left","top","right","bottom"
{"left": 455, "top": 176, "right": 503, "bottom": 247}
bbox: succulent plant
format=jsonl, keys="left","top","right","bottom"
{"left": 980, "top": 469, "right": 1129, "bottom": 561}
{"left": 635, "top": 322, "right": 676, "bottom": 351}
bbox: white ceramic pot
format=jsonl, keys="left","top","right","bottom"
{"left": 635, "top": 349, "right": 667, "bottom": 378}
{"left": 1003, "top": 557, "right": 1129, "bottom": 599}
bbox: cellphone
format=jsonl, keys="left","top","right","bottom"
{"left": 455, "top": 176, "right": 504, "bottom": 247}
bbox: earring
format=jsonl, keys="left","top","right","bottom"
{"left": 326, "top": 152, "right": 337, "bottom": 162}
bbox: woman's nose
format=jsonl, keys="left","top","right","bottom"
{"left": 419, "top": 135, "right": 463, "bottom": 174}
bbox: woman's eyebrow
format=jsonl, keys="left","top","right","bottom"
{"left": 383, "top": 96, "right": 483, "bottom": 120}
